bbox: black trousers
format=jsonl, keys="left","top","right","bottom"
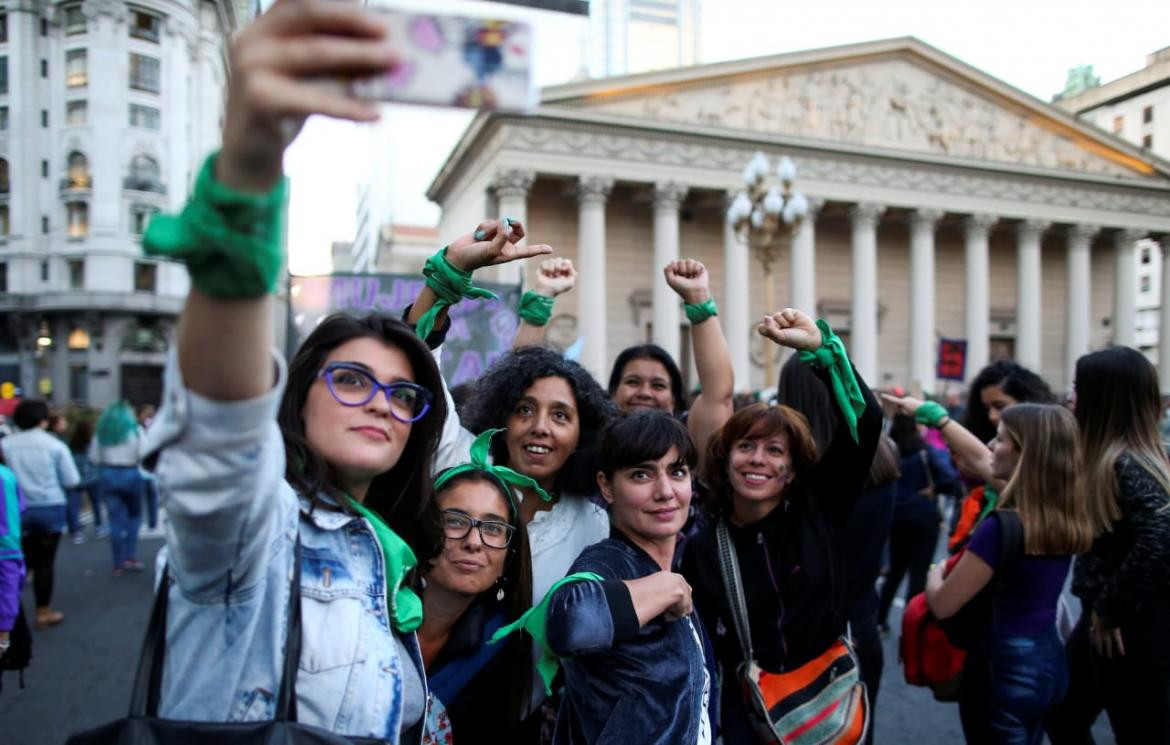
{"left": 20, "top": 531, "right": 61, "bottom": 608}
{"left": 877, "top": 507, "right": 939, "bottom": 627}
{"left": 849, "top": 610, "right": 883, "bottom": 745}
{"left": 1047, "top": 606, "right": 1170, "bottom": 744}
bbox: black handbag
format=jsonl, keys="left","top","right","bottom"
{"left": 67, "top": 538, "right": 389, "bottom": 744}
{"left": 0, "top": 602, "right": 32, "bottom": 692}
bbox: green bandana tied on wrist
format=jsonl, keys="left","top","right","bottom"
{"left": 488, "top": 572, "right": 604, "bottom": 694}
{"left": 915, "top": 400, "right": 949, "bottom": 429}
{"left": 684, "top": 297, "right": 718, "bottom": 325}
{"left": 798, "top": 319, "right": 867, "bottom": 443}
{"left": 518, "top": 291, "right": 555, "bottom": 327}
{"left": 434, "top": 428, "right": 552, "bottom": 514}
{"left": 142, "top": 152, "right": 287, "bottom": 299}
{"left": 347, "top": 498, "right": 423, "bottom": 633}
{"left": 415, "top": 249, "right": 499, "bottom": 342}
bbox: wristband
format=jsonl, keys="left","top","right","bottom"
{"left": 415, "top": 248, "right": 499, "bottom": 341}
{"left": 915, "top": 400, "right": 949, "bottom": 429}
{"left": 143, "top": 151, "right": 287, "bottom": 298}
{"left": 684, "top": 297, "right": 718, "bottom": 325}
{"left": 518, "top": 291, "right": 555, "bottom": 326}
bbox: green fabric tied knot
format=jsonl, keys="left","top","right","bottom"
{"left": 347, "top": 498, "right": 423, "bottom": 633}
{"left": 915, "top": 400, "right": 949, "bottom": 428}
{"left": 433, "top": 428, "right": 551, "bottom": 515}
{"left": 518, "top": 291, "right": 555, "bottom": 327}
{"left": 488, "top": 572, "right": 604, "bottom": 694}
{"left": 143, "top": 152, "right": 287, "bottom": 299}
{"left": 798, "top": 319, "right": 866, "bottom": 443}
{"left": 684, "top": 297, "right": 718, "bottom": 325}
{"left": 415, "top": 249, "right": 499, "bottom": 341}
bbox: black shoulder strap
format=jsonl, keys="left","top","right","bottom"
{"left": 995, "top": 510, "right": 1025, "bottom": 575}
{"left": 131, "top": 535, "right": 303, "bottom": 720}
{"left": 715, "top": 519, "right": 755, "bottom": 666}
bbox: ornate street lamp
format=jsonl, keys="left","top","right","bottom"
{"left": 727, "top": 151, "right": 809, "bottom": 387}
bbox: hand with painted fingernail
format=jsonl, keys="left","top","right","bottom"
{"left": 445, "top": 218, "right": 550, "bottom": 273}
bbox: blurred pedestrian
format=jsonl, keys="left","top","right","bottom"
{"left": 0, "top": 400, "right": 80, "bottom": 629}
{"left": 90, "top": 402, "right": 146, "bottom": 575}
{"left": 0, "top": 462, "right": 29, "bottom": 686}
{"left": 65, "top": 419, "right": 104, "bottom": 544}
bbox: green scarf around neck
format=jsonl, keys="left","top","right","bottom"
{"left": 348, "top": 498, "right": 423, "bottom": 634}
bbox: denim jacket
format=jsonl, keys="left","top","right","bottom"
{"left": 547, "top": 532, "right": 718, "bottom": 744}
{"left": 144, "top": 352, "right": 426, "bottom": 742}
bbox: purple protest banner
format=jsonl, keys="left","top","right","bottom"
{"left": 288, "top": 273, "right": 522, "bottom": 388}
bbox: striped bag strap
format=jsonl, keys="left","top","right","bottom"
{"left": 715, "top": 518, "right": 755, "bottom": 666}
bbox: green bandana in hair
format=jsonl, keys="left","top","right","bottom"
{"left": 348, "top": 498, "right": 423, "bottom": 633}
{"left": 798, "top": 319, "right": 867, "bottom": 443}
{"left": 433, "top": 429, "right": 551, "bottom": 513}
{"left": 96, "top": 401, "right": 139, "bottom": 447}
{"left": 488, "top": 572, "right": 604, "bottom": 694}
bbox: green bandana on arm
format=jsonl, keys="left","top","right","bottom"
{"left": 348, "top": 498, "right": 423, "bottom": 634}
{"left": 915, "top": 400, "right": 949, "bottom": 428}
{"left": 684, "top": 297, "right": 718, "bottom": 325}
{"left": 798, "top": 319, "right": 867, "bottom": 443}
{"left": 518, "top": 291, "right": 555, "bottom": 327}
{"left": 415, "top": 249, "right": 500, "bottom": 341}
{"left": 143, "top": 152, "right": 287, "bottom": 299}
{"left": 488, "top": 572, "right": 604, "bottom": 694}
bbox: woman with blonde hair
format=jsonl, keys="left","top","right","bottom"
{"left": 1049, "top": 346, "right": 1170, "bottom": 743}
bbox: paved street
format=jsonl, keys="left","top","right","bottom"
{"left": 0, "top": 522, "right": 1116, "bottom": 744}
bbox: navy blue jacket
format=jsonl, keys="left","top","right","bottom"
{"left": 547, "top": 532, "right": 718, "bottom": 745}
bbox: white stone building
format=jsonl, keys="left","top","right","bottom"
{"left": 0, "top": 0, "right": 250, "bottom": 408}
{"left": 1058, "top": 47, "right": 1170, "bottom": 366}
{"left": 429, "top": 37, "right": 1170, "bottom": 395}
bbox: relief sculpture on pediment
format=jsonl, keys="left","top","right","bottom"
{"left": 568, "top": 59, "right": 1137, "bottom": 176}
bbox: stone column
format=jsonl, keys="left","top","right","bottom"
{"left": 1159, "top": 237, "right": 1170, "bottom": 393}
{"left": 723, "top": 198, "right": 751, "bottom": 392}
{"left": 849, "top": 203, "right": 886, "bottom": 383}
{"left": 652, "top": 182, "right": 688, "bottom": 361}
{"left": 576, "top": 177, "right": 613, "bottom": 381}
{"left": 963, "top": 214, "right": 997, "bottom": 380}
{"left": 1113, "top": 229, "right": 1146, "bottom": 348}
{"left": 1067, "top": 224, "right": 1099, "bottom": 381}
{"left": 790, "top": 198, "right": 824, "bottom": 316}
{"left": 1015, "top": 220, "right": 1048, "bottom": 372}
{"left": 51, "top": 317, "right": 70, "bottom": 406}
{"left": 909, "top": 209, "right": 943, "bottom": 392}
{"left": 491, "top": 169, "right": 535, "bottom": 285}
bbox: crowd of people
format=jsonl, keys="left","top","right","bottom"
{"left": 2, "top": 2, "right": 1169, "bottom": 744}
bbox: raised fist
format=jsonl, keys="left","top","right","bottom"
{"left": 532, "top": 257, "right": 577, "bottom": 297}
{"left": 663, "top": 259, "right": 710, "bottom": 305}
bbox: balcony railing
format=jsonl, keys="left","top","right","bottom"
{"left": 123, "top": 177, "right": 166, "bottom": 194}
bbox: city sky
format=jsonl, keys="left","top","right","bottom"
{"left": 279, "top": 0, "right": 1170, "bottom": 275}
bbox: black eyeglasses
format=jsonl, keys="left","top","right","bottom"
{"left": 441, "top": 510, "right": 515, "bottom": 549}
{"left": 318, "top": 362, "right": 433, "bottom": 423}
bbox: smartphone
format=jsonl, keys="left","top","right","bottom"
{"left": 350, "top": 8, "right": 536, "bottom": 113}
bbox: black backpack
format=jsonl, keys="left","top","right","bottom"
{"left": 0, "top": 603, "right": 32, "bottom": 692}
{"left": 938, "top": 510, "right": 1025, "bottom": 651}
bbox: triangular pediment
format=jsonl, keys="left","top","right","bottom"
{"left": 542, "top": 38, "right": 1163, "bottom": 179}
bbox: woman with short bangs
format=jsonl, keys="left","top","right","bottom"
{"left": 1048, "top": 347, "right": 1170, "bottom": 743}
{"left": 681, "top": 308, "right": 881, "bottom": 742}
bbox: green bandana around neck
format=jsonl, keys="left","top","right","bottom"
{"left": 488, "top": 572, "right": 604, "bottom": 694}
{"left": 798, "top": 319, "right": 867, "bottom": 443}
{"left": 433, "top": 428, "right": 551, "bottom": 514}
{"left": 347, "top": 497, "right": 423, "bottom": 633}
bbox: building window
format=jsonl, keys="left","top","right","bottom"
{"left": 68, "top": 259, "right": 84, "bottom": 289}
{"left": 130, "top": 9, "right": 161, "bottom": 43}
{"left": 0, "top": 262, "right": 6, "bottom": 292}
{"left": 68, "top": 364, "right": 87, "bottom": 401}
{"left": 1144, "top": 134, "right": 1154, "bottom": 150}
{"left": 42, "top": 159, "right": 48, "bottom": 178}
{"left": 67, "top": 329, "right": 89, "bottom": 349}
{"left": 0, "top": 56, "right": 7, "bottom": 95}
{"left": 128, "top": 53, "right": 159, "bottom": 93}
{"left": 41, "top": 59, "right": 48, "bottom": 78}
{"left": 66, "top": 202, "right": 88, "bottom": 238}
{"left": 1141, "top": 275, "right": 1152, "bottom": 293}
{"left": 40, "top": 260, "right": 48, "bottom": 281}
{"left": 64, "top": 4, "right": 86, "bottom": 35}
{"left": 134, "top": 262, "right": 157, "bottom": 293}
{"left": 41, "top": 109, "right": 48, "bottom": 127}
{"left": 40, "top": 18, "right": 47, "bottom": 36}
{"left": 0, "top": 205, "right": 8, "bottom": 236}
{"left": 42, "top": 215, "right": 49, "bottom": 234}
{"left": 131, "top": 204, "right": 158, "bottom": 235}
{"left": 1144, "top": 106, "right": 1154, "bottom": 124}
{"left": 66, "top": 100, "right": 86, "bottom": 125}
{"left": 67, "top": 151, "right": 90, "bottom": 188}
{"left": 66, "top": 49, "right": 87, "bottom": 88}
{"left": 1113, "top": 115, "right": 1124, "bottom": 133}
{"left": 0, "top": 106, "right": 6, "bottom": 130}
{"left": 0, "top": 13, "right": 6, "bottom": 44}
{"left": 129, "top": 103, "right": 159, "bottom": 129}
{"left": 1142, "top": 246, "right": 1152, "bottom": 265}
{"left": 126, "top": 154, "right": 162, "bottom": 192}
{"left": 0, "top": 158, "right": 7, "bottom": 193}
